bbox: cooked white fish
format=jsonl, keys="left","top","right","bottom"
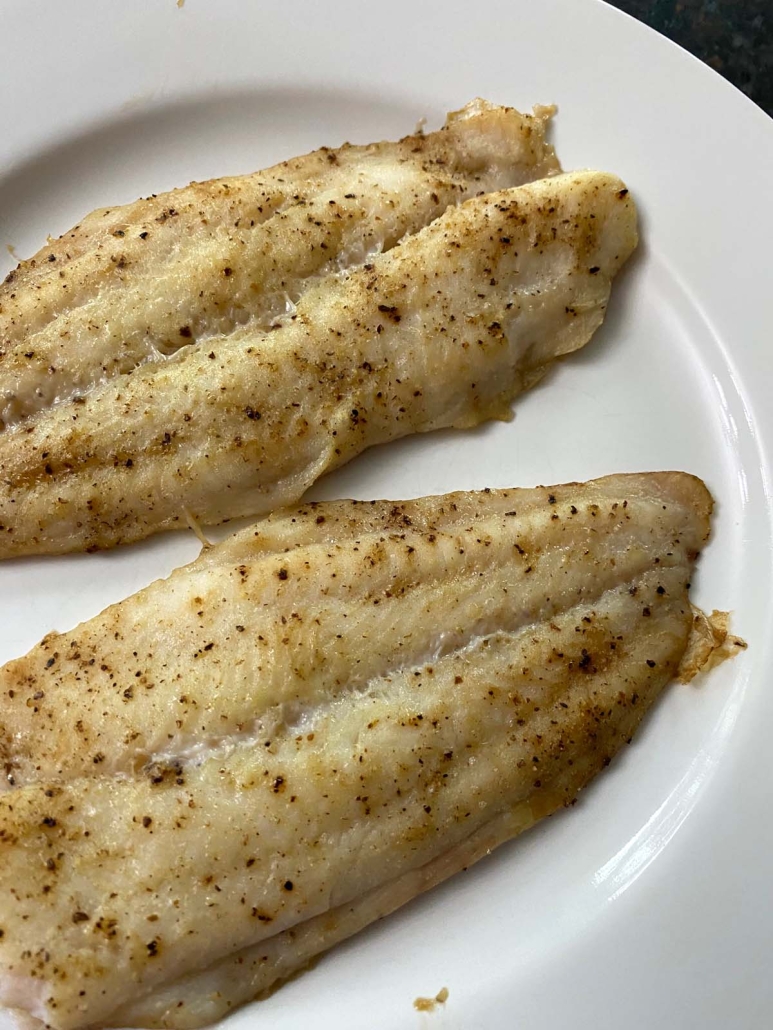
{"left": 0, "top": 171, "right": 637, "bottom": 557}
{"left": 0, "top": 99, "right": 559, "bottom": 428}
{"left": 0, "top": 473, "right": 736, "bottom": 1030}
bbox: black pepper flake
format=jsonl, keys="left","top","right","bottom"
{"left": 244, "top": 407, "right": 261, "bottom": 421}
{"left": 45, "top": 657, "right": 56, "bottom": 669}
{"left": 142, "top": 816, "right": 152, "bottom": 828}
{"left": 377, "top": 304, "right": 401, "bottom": 322}
{"left": 589, "top": 266, "right": 600, "bottom": 274}
{"left": 656, "top": 585, "right": 666, "bottom": 595}
{"left": 147, "top": 939, "right": 159, "bottom": 956}
{"left": 139, "top": 231, "right": 149, "bottom": 239}
{"left": 646, "top": 660, "right": 656, "bottom": 668}
{"left": 223, "top": 267, "right": 233, "bottom": 277}
{"left": 72, "top": 911, "right": 90, "bottom": 923}
{"left": 283, "top": 880, "right": 294, "bottom": 891}
{"left": 642, "top": 607, "right": 651, "bottom": 617}
{"left": 42, "top": 816, "right": 57, "bottom": 827}
{"left": 277, "top": 568, "right": 288, "bottom": 581}
{"left": 618, "top": 189, "right": 629, "bottom": 198}
{"left": 548, "top": 494, "right": 556, "bottom": 504}
{"left": 179, "top": 326, "right": 192, "bottom": 338}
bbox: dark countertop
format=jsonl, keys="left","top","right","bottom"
{"left": 608, "top": 0, "right": 772, "bottom": 116}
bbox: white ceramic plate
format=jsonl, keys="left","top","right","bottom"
{"left": 1, "top": 2, "right": 772, "bottom": 1027}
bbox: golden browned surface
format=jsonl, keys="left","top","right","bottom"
{"left": 0, "top": 171, "right": 637, "bottom": 558}
{"left": 0, "top": 100, "right": 559, "bottom": 428}
{"left": 0, "top": 473, "right": 721, "bottom": 1029}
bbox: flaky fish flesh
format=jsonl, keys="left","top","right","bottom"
{"left": 0, "top": 100, "right": 559, "bottom": 428}
{"left": 0, "top": 472, "right": 735, "bottom": 1029}
{"left": 0, "top": 171, "right": 637, "bottom": 557}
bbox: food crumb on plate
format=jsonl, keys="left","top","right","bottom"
{"left": 413, "top": 987, "right": 449, "bottom": 1012}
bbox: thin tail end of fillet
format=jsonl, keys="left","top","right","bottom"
{"left": 446, "top": 96, "right": 559, "bottom": 137}
{"left": 442, "top": 98, "right": 562, "bottom": 179}
{"left": 636, "top": 470, "right": 713, "bottom": 538}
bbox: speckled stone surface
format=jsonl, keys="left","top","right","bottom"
{"left": 608, "top": 0, "right": 772, "bottom": 116}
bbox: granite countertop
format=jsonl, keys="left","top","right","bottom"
{"left": 608, "top": 0, "right": 772, "bottom": 116}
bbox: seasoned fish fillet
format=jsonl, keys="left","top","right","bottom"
{"left": 0, "top": 473, "right": 732, "bottom": 1030}
{"left": 0, "top": 171, "right": 637, "bottom": 557}
{"left": 0, "top": 99, "right": 560, "bottom": 428}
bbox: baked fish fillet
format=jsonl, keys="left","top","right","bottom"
{"left": 0, "top": 99, "right": 559, "bottom": 428}
{"left": 0, "top": 171, "right": 637, "bottom": 557}
{"left": 0, "top": 472, "right": 735, "bottom": 1030}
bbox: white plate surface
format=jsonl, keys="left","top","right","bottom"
{"left": 1, "top": 2, "right": 772, "bottom": 1028}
